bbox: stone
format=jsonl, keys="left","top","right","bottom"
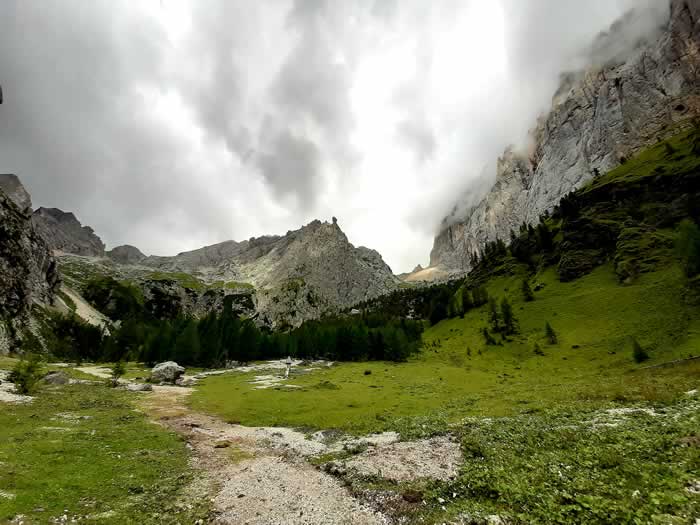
{"left": 151, "top": 361, "right": 185, "bottom": 384}
{"left": 124, "top": 383, "right": 153, "bottom": 392}
{"left": 430, "top": 0, "right": 700, "bottom": 273}
{"left": 42, "top": 371, "right": 70, "bottom": 385}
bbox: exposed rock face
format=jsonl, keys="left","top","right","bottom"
{"left": 32, "top": 207, "right": 105, "bottom": 257}
{"left": 431, "top": 0, "right": 700, "bottom": 272}
{"left": 0, "top": 184, "right": 59, "bottom": 351}
{"left": 0, "top": 174, "right": 32, "bottom": 213}
{"left": 142, "top": 219, "right": 398, "bottom": 327}
{"left": 107, "top": 244, "right": 145, "bottom": 265}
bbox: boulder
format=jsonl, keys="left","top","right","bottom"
{"left": 151, "top": 361, "right": 185, "bottom": 384}
{"left": 42, "top": 371, "right": 70, "bottom": 385}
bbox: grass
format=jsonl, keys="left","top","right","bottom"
{"left": 146, "top": 271, "right": 207, "bottom": 291}
{"left": 191, "top": 263, "right": 699, "bottom": 435}
{"left": 0, "top": 383, "right": 206, "bottom": 524}
{"left": 585, "top": 126, "right": 700, "bottom": 191}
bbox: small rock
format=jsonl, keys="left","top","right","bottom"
{"left": 214, "top": 440, "right": 231, "bottom": 449}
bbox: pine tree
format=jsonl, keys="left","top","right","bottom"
{"left": 501, "top": 298, "right": 516, "bottom": 335}
{"left": 521, "top": 279, "right": 534, "bottom": 302}
{"left": 632, "top": 338, "right": 649, "bottom": 363}
{"left": 545, "top": 322, "right": 557, "bottom": 345}
{"left": 676, "top": 219, "right": 700, "bottom": 277}
{"left": 488, "top": 298, "right": 500, "bottom": 331}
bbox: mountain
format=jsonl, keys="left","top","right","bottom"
{"left": 0, "top": 181, "right": 59, "bottom": 352}
{"left": 429, "top": 0, "right": 700, "bottom": 275}
{"left": 32, "top": 207, "right": 106, "bottom": 257}
{"left": 106, "top": 245, "right": 146, "bottom": 265}
{"left": 56, "top": 216, "right": 398, "bottom": 328}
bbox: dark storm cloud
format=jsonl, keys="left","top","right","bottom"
{"left": 256, "top": 129, "right": 321, "bottom": 205}
{"left": 0, "top": 0, "right": 238, "bottom": 253}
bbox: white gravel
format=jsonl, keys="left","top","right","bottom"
{"left": 0, "top": 371, "right": 33, "bottom": 404}
{"left": 335, "top": 435, "right": 462, "bottom": 482}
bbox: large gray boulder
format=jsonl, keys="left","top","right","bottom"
{"left": 430, "top": 0, "right": 700, "bottom": 273}
{"left": 151, "top": 361, "right": 185, "bottom": 384}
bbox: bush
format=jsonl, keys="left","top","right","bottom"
{"left": 110, "top": 361, "right": 126, "bottom": 387}
{"left": 522, "top": 279, "right": 534, "bottom": 302}
{"left": 8, "top": 355, "right": 44, "bottom": 395}
{"left": 632, "top": 338, "right": 649, "bottom": 363}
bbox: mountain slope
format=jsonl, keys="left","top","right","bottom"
{"left": 430, "top": 0, "right": 700, "bottom": 274}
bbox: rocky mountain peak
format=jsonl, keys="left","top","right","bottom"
{"left": 107, "top": 245, "right": 146, "bottom": 265}
{"left": 32, "top": 207, "right": 106, "bottom": 257}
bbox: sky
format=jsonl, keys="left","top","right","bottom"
{"left": 0, "top": 0, "right": 669, "bottom": 273}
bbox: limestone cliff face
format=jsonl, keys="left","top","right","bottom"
{"left": 430, "top": 0, "right": 700, "bottom": 272}
{"left": 32, "top": 207, "right": 106, "bottom": 257}
{"left": 0, "top": 184, "right": 59, "bottom": 351}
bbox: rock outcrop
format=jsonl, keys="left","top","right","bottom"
{"left": 0, "top": 174, "right": 32, "bottom": 213}
{"left": 32, "top": 207, "right": 105, "bottom": 257}
{"left": 0, "top": 183, "right": 60, "bottom": 352}
{"left": 107, "top": 244, "right": 146, "bottom": 265}
{"left": 430, "top": 0, "right": 700, "bottom": 273}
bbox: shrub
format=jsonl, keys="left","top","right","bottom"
{"left": 363, "top": 369, "right": 372, "bottom": 376}
{"left": 110, "top": 361, "right": 126, "bottom": 387}
{"left": 534, "top": 342, "right": 545, "bottom": 356}
{"left": 8, "top": 355, "right": 44, "bottom": 395}
{"left": 522, "top": 279, "right": 534, "bottom": 302}
{"left": 632, "top": 338, "right": 649, "bottom": 363}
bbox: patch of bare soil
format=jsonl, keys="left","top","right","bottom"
{"left": 140, "top": 386, "right": 386, "bottom": 525}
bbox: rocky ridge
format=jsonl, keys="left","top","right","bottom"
{"left": 32, "top": 207, "right": 105, "bottom": 257}
{"left": 56, "top": 216, "right": 398, "bottom": 328}
{"left": 429, "top": 0, "right": 700, "bottom": 274}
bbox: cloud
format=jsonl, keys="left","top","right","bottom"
{"left": 0, "top": 0, "right": 671, "bottom": 272}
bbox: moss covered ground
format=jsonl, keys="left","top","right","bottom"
{"left": 0, "top": 383, "right": 206, "bottom": 524}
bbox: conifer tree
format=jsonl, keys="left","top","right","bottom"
{"left": 522, "top": 279, "right": 534, "bottom": 302}
{"left": 545, "top": 322, "right": 557, "bottom": 345}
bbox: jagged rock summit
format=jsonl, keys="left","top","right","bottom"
{"left": 32, "top": 207, "right": 106, "bottom": 257}
{"left": 429, "top": 0, "right": 700, "bottom": 275}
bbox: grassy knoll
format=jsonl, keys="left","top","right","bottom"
{"left": 190, "top": 262, "right": 699, "bottom": 435}
{"left": 0, "top": 383, "right": 205, "bottom": 523}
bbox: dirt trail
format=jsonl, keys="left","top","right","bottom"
{"left": 140, "top": 385, "right": 386, "bottom": 525}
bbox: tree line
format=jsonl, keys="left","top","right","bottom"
{"left": 43, "top": 293, "right": 424, "bottom": 367}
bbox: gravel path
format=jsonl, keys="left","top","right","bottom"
{"left": 142, "top": 386, "right": 387, "bottom": 525}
